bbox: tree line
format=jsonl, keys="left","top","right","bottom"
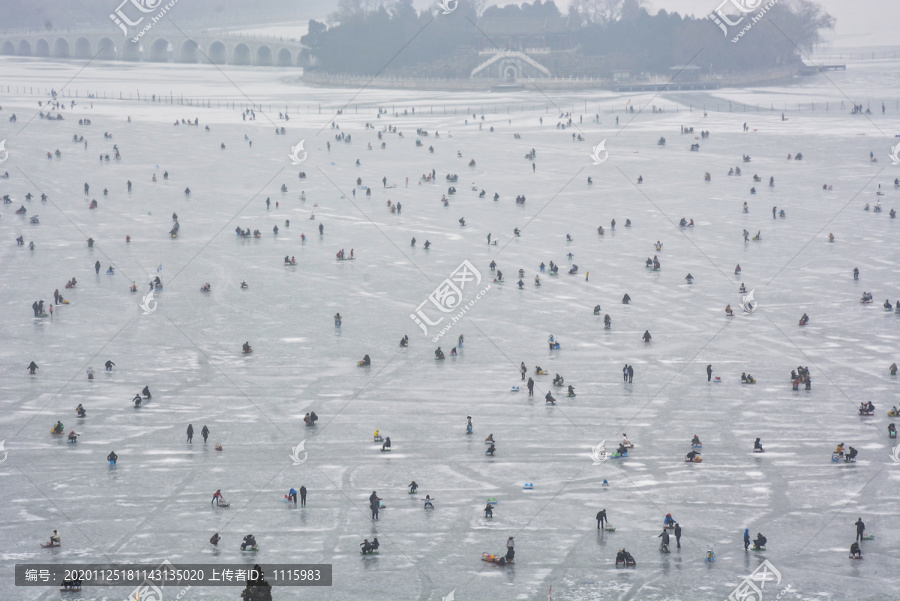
{"left": 301, "top": 0, "right": 834, "bottom": 77}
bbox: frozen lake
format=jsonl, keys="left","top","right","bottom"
{"left": 1, "top": 56, "right": 899, "bottom": 601}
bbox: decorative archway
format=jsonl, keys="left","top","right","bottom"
{"left": 17, "top": 39, "right": 32, "bottom": 56}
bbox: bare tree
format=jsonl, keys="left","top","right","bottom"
{"left": 567, "top": 0, "right": 644, "bottom": 27}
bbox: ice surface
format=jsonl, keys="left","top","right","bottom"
{"left": 0, "top": 56, "right": 899, "bottom": 601}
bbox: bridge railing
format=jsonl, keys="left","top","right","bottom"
{"left": 0, "top": 27, "right": 304, "bottom": 47}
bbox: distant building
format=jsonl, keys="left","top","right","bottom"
{"left": 669, "top": 64, "right": 704, "bottom": 82}
{"left": 473, "top": 16, "right": 571, "bottom": 52}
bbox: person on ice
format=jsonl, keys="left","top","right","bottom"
{"left": 658, "top": 529, "right": 670, "bottom": 551}
{"left": 409, "top": 481, "right": 418, "bottom": 494}
{"left": 241, "top": 534, "right": 257, "bottom": 550}
{"left": 855, "top": 518, "right": 866, "bottom": 541}
{"left": 212, "top": 489, "right": 226, "bottom": 506}
{"left": 596, "top": 509, "right": 608, "bottom": 529}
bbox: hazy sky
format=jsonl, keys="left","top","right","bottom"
{"left": 473, "top": 0, "right": 900, "bottom": 48}
{"left": 644, "top": 0, "right": 899, "bottom": 47}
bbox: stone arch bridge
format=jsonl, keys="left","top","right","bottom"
{"left": 0, "top": 28, "right": 304, "bottom": 67}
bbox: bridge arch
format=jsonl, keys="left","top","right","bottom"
{"left": 277, "top": 48, "right": 293, "bottom": 67}
{"left": 54, "top": 38, "right": 70, "bottom": 58}
{"left": 178, "top": 40, "right": 199, "bottom": 63}
{"left": 233, "top": 43, "right": 251, "bottom": 65}
{"left": 208, "top": 41, "right": 226, "bottom": 64}
{"left": 256, "top": 45, "right": 273, "bottom": 66}
{"left": 122, "top": 39, "right": 140, "bottom": 61}
{"left": 0, "top": 32, "right": 304, "bottom": 67}
{"left": 149, "top": 38, "right": 171, "bottom": 62}
{"left": 97, "top": 37, "right": 116, "bottom": 60}
{"left": 74, "top": 37, "right": 92, "bottom": 59}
